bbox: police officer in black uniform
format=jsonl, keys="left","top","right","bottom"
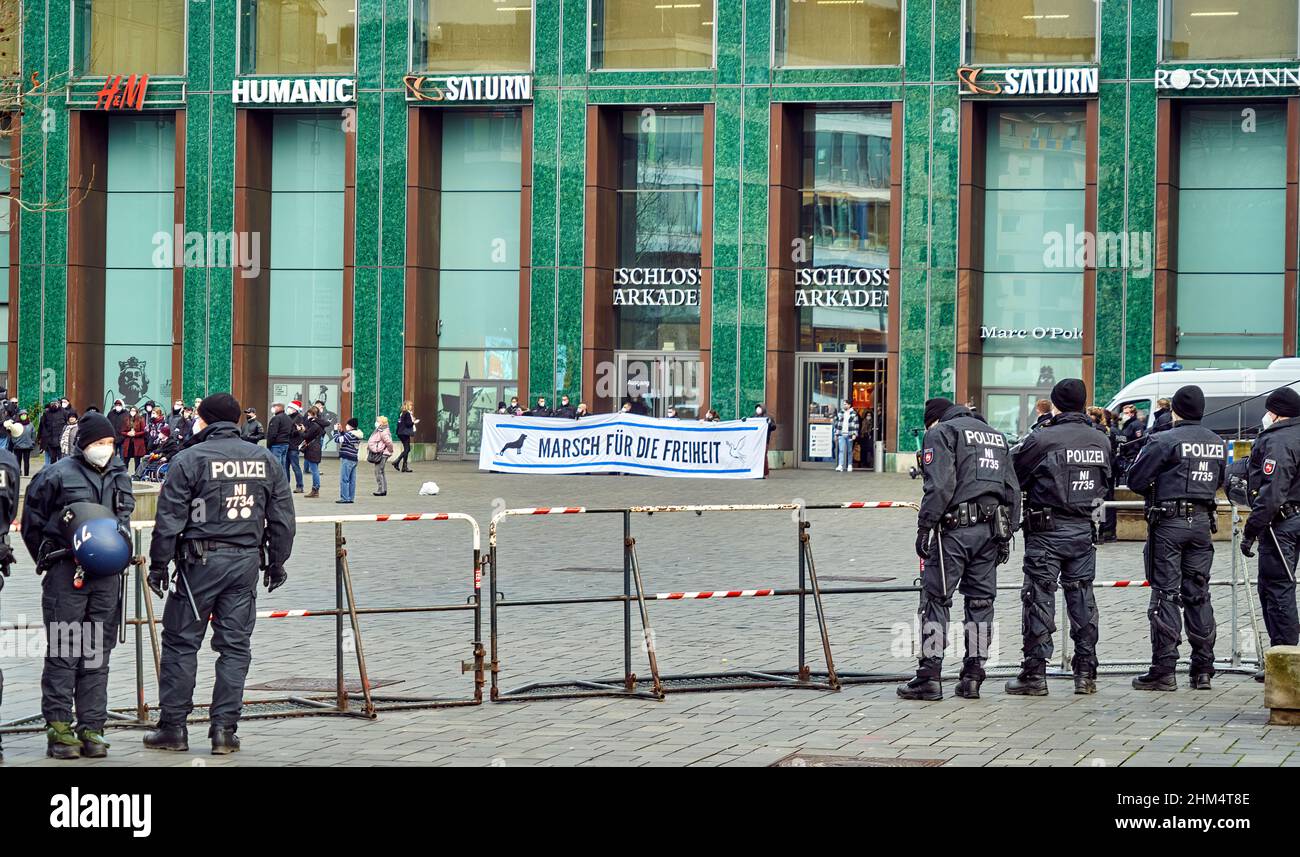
{"left": 0, "top": 441, "right": 20, "bottom": 762}
{"left": 898, "top": 398, "right": 1020, "bottom": 701}
{"left": 21, "top": 413, "right": 134, "bottom": 758}
{"left": 1241, "top": 386, "right": 1300, "bottom": 678}
{"left": 1124, "top": 385, "right": 1225, "bottom": 691}
{"left": 1007, "top": 378, "right": 1111, "bottom": 696}
{"left": 143, "top": 393, "right": 296, "bottom": 754}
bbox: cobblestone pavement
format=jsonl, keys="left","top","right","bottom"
{"left": 1, "top": 463, "right": 1295, "bottom": 767}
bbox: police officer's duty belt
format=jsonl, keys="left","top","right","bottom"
{"left": 942, "top": 501, "right": 1002, "bottom": 529}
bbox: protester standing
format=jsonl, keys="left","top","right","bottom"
{"left": 367, "top": 416, "right": 394, "bottom": 497}
{"left": 393, "top": 401, "right": 418, "bottom": 473}
{"left": 832, "top": 400, "right": 860, "bottom": 472}
{"left": 266, "top": 402, "right": 292, "bottom": 477}
{"left": 302, "top": 405, "right": 324, "bottom": 498}
{"left": 107, "top": 399, "right": 128, "bottom": 459}
{"left": 11, "top": 411, "right": 34, "bottom": 475}
{"left": 332, "top": 418, "right": 364, "bottom": 504}
{"left": 240, "top": 407, "right": 265, "bottom": 444}
{"left": 119, "top": 407, "right": 148, "bottom": 473}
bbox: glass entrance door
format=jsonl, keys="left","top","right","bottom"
{"left": 984, "top": 390, "right": 1041, "bottom": 441}
{"left": 615, "top": 352, "right": 702, "bottom": 418}
{"left": 455, "top": 380, "right": 517, "bottom": 460}
{"left": 797, "top": 357, "right": 847, "bottom": 466}
{"left": 270, "top": 376, "right": 342, "bottom": 456}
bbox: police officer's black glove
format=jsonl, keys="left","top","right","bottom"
{"left": 1240, "top": 538, "right": 1256, "bottom": 559}
{"left": 147, "top": 564, "right": 169, "bottom": 599}
{"left": 996, "top": 540, "right": 1011, "bottom": 566}
{"left": 264, "top": 564, "right": 288, "bottom": 593}
{"left": 915, "top": 527, "right": 932, "bottom": 560}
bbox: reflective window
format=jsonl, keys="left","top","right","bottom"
{"left": 74, "top": 0, "right": 185, "bottom": 76}
{"left": 269, "top": 114, "right": 345, "bottom": 377}
{"left": 775, "top": 0, "right": 901, "bottom": 68}
{"left": 591, "top": 0, "right": 715, "bottom": 70}
{"left": 104, "top": 115, "right": 175, "bottom": 409}
{"left": 240, "top": 0, "right": 356, "bottom": 74}
{"left": 797, "top": 108, "right": 892, "bottom": 353}
{"left": 965, "top": 0, "right": 1097, "bottom": 64}
{"left": 1163, "top": 0, "right": 1298, "bottom": 61}
{"left": 617, "top": 109, "right": 704, "bottom": 351}
{"left": 1175, "top": 104, "right": 1287, "bottom": 367}
{"left": 981, "top": 107, "right": 1086, "bottom": 393}
{"left": 412, "top": 0, "right": 532, "bottom": 72}
{"left": 0, "top": 7, "right": 17, "bottom": 78}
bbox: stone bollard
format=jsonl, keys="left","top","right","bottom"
{"left": 1263, "top": 645, "right": 1300, "bottom": 726}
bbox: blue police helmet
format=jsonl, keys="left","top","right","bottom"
{"left": 59, "top": 502, "right": 131, "bottom": 578}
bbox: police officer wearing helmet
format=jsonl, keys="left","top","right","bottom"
{"left": 1124, "top": 385, "right": 1226, "bottom": 691}
{"left": 898, "top": 397, "right": 1020, "bottom": 702}
{"left": 1240, "top": 386, "right": 1300, "bottom": 679}
{"left": 0, "top": 440, "right": 20, "bottom": 763}
{"left": 20, "top": 412, "right": 134, "bottom": 759}
{"left": 1007, "top": 378, "right": 1111, "bottom": 696}
{"left": 144, "top": 393, "right": 295, "bottom": 754}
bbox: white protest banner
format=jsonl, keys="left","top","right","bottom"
{"left": 478, "top": 413, "right": 768, "bottom": 479}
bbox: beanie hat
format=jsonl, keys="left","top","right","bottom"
{"left": 924, "top": 397, "right": 954, "bottom": 427}
{"left": 75, "top": 413, "right": 115, "bottom": 449}
{"left": 1265, "top": 387, "right": 1300, "bottom": 418}
{"left": 346, "top": 417, "right": 359, "bottom": 429}
{"left": 1171, "top": 385, "right": 1205, "bottom": 421}
{"left": 1050, "top": 378, "right": 1087, "bottom": 413}
{"left": 198, "top": 392, "right": 242, "bottom": 425}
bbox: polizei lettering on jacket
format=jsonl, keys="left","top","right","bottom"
{"left": 1181, "top": 442, "right": 1225, "bottom": 459}
{"left": 1065, "top": 448, "right": 1106, "bottom": 465}
{"left": 210, "top": 460, "right": 268, "bottom": 480}
{"left": 964, "top": 430, "right": 1007, "bottom": 448}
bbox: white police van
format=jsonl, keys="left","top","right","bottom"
{"left": 1105, "top": 359, "right": 1300, "bottom": 440}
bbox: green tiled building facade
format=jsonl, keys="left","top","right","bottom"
{"left": 7, "top": 1, "right": 1300, "bottom": 464}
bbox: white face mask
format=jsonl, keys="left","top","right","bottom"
{"left": 375, "top": 422, "right": 382, "bottom": 430}
{"left": 1263, "top": 413, "right": 1276, "bottom": 430}
{"left": 85, "top": 445, "right": 114, "bottom": 468}
{"left": 114, "top": 405, "right": 123, "bottom": 412}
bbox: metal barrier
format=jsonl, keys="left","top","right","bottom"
{"left": 486, "top": 502, "right": 919, "bottom": 702}
{"left": 0, "top": 512, "right": 485, "bottom": 735}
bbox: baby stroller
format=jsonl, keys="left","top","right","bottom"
{"left": 135, "top": 436, "right": 181, "bottom": 482}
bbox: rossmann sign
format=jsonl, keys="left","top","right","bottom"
{"left": 958, "top": 66, "right": 1099, "bottom": 96}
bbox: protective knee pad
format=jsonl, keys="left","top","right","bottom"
{"left": 1061, "top": 578, "right": 1092, "bottom": 593}
{"left": 966, "top": 597, "right": 994, "bottom": 610}
{"left": 1020, "top": 577, "right": 1057, "bottom": 606}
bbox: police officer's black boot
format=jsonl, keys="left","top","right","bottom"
{"left": 1190, "top": 673, "right": 1212, "bottom": 690}
{"left": 896, "top": 675, "right": 942, "bottom": 701}
{"left": 143, "top": 724, "right": 190, "bottom": 751}
{"left": 77, "top": 728, "right": 110, "bottom": 759}
{"left": 210, "top": 726, "right": 241, "bottom": 755}
{"left": 1131, "top": 670, "right": 1176, "bottom": 691}
{"left": 1073, "top": 669, "right": 1097, "bottom": 695}
{"left": 1004, "top": 660, "right": 1048, "bottom": 696}
{"left": 955, "top": 661, "right": 984, "bottom": 699}
{"left": 46, "top": 722, "right": 81, "bottom": 760}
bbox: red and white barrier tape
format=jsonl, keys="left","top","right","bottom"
{"left": 840, "top": 501, "right": 908, "bottom": 509}
{"left": 1094, "top": 580, "right": 1151, "bottom": 588}
{"left": 654, "top": 589, "right": 775, "bottom": 600}
{"left": 517, "top": 507, "right": 586, "bottom": 515}
{"left": 258, "top": 609, "right": 321, "bottom": 619}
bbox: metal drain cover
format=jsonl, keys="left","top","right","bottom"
{"left": 773, "top": 752, "right": 945, "bottom": 768}
{"left": 246, "top": 677, "right": 402, "bottom": 692}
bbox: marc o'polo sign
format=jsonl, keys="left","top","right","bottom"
{"left": 231, "top": 78, "right": 356, "bottom": 104}
{"left": 613, "top": 268, "right": 700, "bottom": 306}
{"left": 981, "top": 326, "right": 1082, "bottom": 340}
{"left": 795, "top": 268, "right": 889, "bottom": 307}
{"left": 958, "top": 66, "right": 1099, "bottom": 96}
{"left": 1156, "top": 66, "right": 1300, "bottom": 91}
{"left": 403, "top": 74, "right": 533, "bottom": 103}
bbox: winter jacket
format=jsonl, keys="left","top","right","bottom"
{"left": 367, "top": 427, "right": 394, "bottom": 458}
{"left": 241, "top": 417, "right": 266, "bottom": 444}
{"left": 302, "top": 418, "right": 324, "bottom": 463}
{"left": 333, "top": 428, "right": 365, "bottom": 462}
{"left": 831, "top": 408, "right": 861, "bottom": 443}
{"left": 11, "top": 420, "right": 34, "bottom": 451}
{"left": 119, "top": 415, "right": 149, "bottom": 459}
{"left": 397, "top": 411, "right": 416, "bottom": 439}
{"left": 266, "top": 412, "right": 294, "bottom": 447}
{"left": 60, "top": 423, "right": 79, "bottom": 456}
